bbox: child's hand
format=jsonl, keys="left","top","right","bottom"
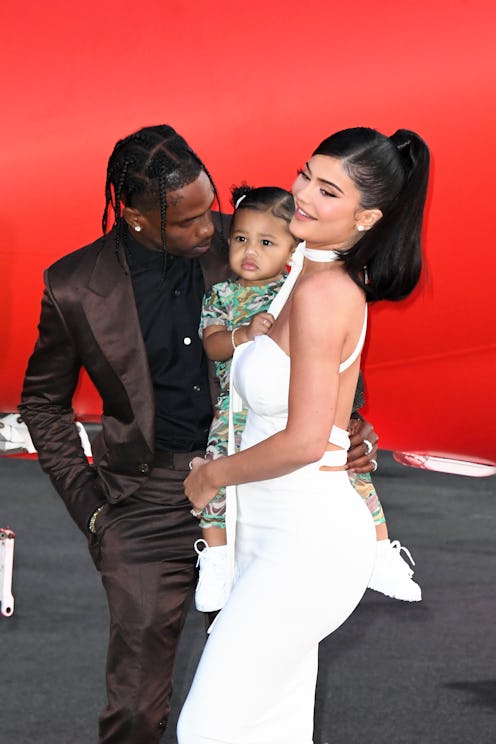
{"left": 244, "top": 312, "right": 274, "bottom": 340}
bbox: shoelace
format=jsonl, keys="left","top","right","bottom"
{"left": 194, "top": 538, "right": 208, "bottom": 566}
{"left": 390, "top": 540, "right": 416, "bottom": 567}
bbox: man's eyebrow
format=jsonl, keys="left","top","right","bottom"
{"left": 166, "top": 193, "right": 184, "bottom": 207}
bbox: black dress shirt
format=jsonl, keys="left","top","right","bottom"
{"left": 127, "top": 234, "right": 213, "bottom": 452}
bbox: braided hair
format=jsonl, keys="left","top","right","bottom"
{"left": 101, "top": 125, "right": 220, "bottom": 269}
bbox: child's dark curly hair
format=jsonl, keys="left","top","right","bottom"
{"left": 230, "top": 184, "right": 295, "bottom": 225}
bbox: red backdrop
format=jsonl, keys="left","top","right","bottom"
{"left": 1, "top": 0, "right": 495, "bottom": 466}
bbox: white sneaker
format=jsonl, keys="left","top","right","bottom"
{"left": 368, "top": 539, "right": 422, "bottom": 602}
{"left": 194, "top": 540, "right": 230, "bottom": 612}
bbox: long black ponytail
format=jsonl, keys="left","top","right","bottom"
{"left": 313, "top": 127, "right": 430, "bottom": 301}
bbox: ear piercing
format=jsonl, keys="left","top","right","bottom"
{"left": 134, "top": 225, "right": 142, "bottom": 232}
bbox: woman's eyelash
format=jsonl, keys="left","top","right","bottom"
{"left": 297, "top": 168, "right": 335, "bottom": 196}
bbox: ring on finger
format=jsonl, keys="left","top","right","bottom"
{"left": 188, "top": 460, "right": 194, "bottom": 470}
{"left": 363, "top": 439, "right": 373, "bottom": 456}
{"left": 370, "top": 459, "right": 378, "bottom": 472}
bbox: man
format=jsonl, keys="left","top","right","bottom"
{"left": 20, "top": 125, "right": 377, "bottom": 743}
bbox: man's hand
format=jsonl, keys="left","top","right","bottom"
{"left": 346, "top": 418, "right": 379, "bottom": 473}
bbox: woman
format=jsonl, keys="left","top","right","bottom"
{"left": 178, "top": 127, "right": 430, "bottom": 743}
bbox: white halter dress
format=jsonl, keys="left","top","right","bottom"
{"left": 178, "top": 243, "right": 376, "bottom": 744}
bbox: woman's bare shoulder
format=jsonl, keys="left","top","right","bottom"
{"left": 293, "top": 268, "right": 364, "bottom": 314}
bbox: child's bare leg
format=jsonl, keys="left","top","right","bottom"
{"left": 375, "top": 522, "right": 388, "bottom": 541}
{"left": 202, "top": 524, "right": 227, "bottom": 547}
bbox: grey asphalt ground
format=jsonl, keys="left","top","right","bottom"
{"left": 1, "top": 453, "right": 495, "bottom": 744}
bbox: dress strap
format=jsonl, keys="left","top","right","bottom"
{"left": 224, "top": 248, "right": 309, "bottom": 588}
{"left": 224, "top": 341, "right": 249, "bottom": 596}
{"left": 328, "top": 425, "right": 351, "bottom": 449}
{"left": 267, "top": 242, "right": 305, "bottom": 319}
{"left": 338, "top": 306, "right": 367, "bottom": 373}
{"left": 318, "top": 449, "right": 348, "bottom": 467}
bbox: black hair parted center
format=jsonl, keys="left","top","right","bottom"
{"left": 101, "top": 124, "right": 220, "bottom": 271}
{"left": 312, "top": 127, "right": 430, "bottom": 302}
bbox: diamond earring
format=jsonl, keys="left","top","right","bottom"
{"left": 357, "top": 225, "right": 365, "bottom": 232}
{"left": 134, "top": 225, "right": 142, "bottom": 232}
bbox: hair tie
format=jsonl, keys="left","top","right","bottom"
{"left": 235, "top": 194, "right": 247, "bottom": 209}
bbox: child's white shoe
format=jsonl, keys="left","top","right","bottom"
{"left": 368, "top": 539, "right": 422, "bottom": 602}
{"left": 194, "top": 540, "right": 230, "bottom": 612}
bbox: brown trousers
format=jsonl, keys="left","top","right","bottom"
{"left": 89, "top": 452, "right": 204, "bottom": 744}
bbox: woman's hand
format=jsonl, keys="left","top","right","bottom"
{"left": 346, "top": 418, "right": 379, "bottom": 473}
{"left": 184, "top": 457, "right": 219, "bottom": 515}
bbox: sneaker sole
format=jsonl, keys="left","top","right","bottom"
{"left": 367, "top": 586, "right": 422, "bottom": 602}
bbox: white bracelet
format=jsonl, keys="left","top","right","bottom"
{"left": 231, "top": 328, "right": 238, "bottom": 350}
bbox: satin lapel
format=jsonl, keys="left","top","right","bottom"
{"left": 83, "top": 240, "right": 154, "bottom": 451}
